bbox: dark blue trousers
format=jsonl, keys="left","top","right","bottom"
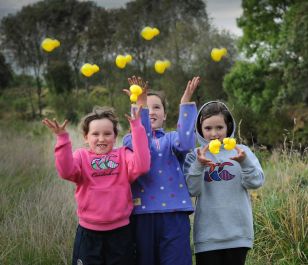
{"left": 132, "top": 212, "right": 192, "bottom": 265}
{"left": 72, "top": 224, "right": 134, "bottom": 265}
{"left": 195, "top": 247, "right": 249, "bottom": 265}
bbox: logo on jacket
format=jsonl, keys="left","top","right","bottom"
{"left": 204, "top": 162, "right": 235, "bottom": 182}
{"left": 91, "top": 155, "right": 119, "bottom": 170}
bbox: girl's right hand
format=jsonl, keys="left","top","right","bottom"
{"left": 197, "top": 144, "right": 214, "bottom": 166}
{"left": 123, "top": 75, "right": 149, "bottom": 107}
{"left": 42, "top": 118, "right": 68, "bottom": 135}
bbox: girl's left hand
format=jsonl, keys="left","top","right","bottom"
{"left": 125, "top": 105, "right": 142, "bottom": 122}
{"left": 230, "top": 146, "right": 246, "bottom": 162}
{"left": 181, "top": 76, "right": 201, "bottom": 104}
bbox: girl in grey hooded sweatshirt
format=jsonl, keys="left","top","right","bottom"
{"left": 183, "top": 101, "right": 264, "bottom": 265}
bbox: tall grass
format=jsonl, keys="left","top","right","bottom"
{"left": 246, "top": 149, "right": 308, "bottom": 265}
{"left": 0, "top": 121, "right": 77, "bottom": 264}
{"left": 0, "top": 122, "right": 307, "bottom": 264}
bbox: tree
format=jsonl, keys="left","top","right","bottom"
{"left": 0, "top": 52, "right": 13, "bottom": 90}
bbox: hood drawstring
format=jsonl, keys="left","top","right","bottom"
{"left": 153, "top": 130, "right": 160, "bottom": 150}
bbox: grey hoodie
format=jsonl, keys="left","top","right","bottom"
{"left": 183, "top": 101, "right": 265, "bottom": 253}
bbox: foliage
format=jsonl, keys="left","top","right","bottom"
{"left": 0, "top": 52, "right": 13, "bottom": 90}
{"left": 224, "top": 0, "right": 308, "bottom": 147}
{"left": 45, "top": 60, "right": 74, "bottom": 94}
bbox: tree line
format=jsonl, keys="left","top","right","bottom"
{"left": 0, "top": 0, "right": 307, "bottom": 148}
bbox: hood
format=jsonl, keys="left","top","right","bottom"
{"left": 195, "top": 101, "right": 236, "bottom": 146}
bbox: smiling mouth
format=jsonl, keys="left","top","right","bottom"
{"left": 97, "top": 144, "right": 107, "bottom": 148}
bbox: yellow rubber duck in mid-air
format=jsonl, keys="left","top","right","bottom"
{"left": 211, "top": 48, "right": 227, "bottom": 62}
{"left": 41, "top": 38, "right": 60, "bottom": 52}
{"left": 141, "top": 26, "right": 160, "bottom": 41}
{"left": 115, "top": 54, "right": 133, "bottom": 69}
{"left": 154, "top": 60, "right": 171, "bottom": 74}
{"left": 80, "top": 63, "right": 100, "bottom": 77}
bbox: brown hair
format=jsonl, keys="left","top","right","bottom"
{"left": 79, "top": 106, "right": 119, "bottom": 136}
{"left": 147, "top": 89, "right": 168, "bottom": 114}
{"left": 198, "top": 102, "right": 234, "bottom": 137}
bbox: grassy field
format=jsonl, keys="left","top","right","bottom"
{"left": 0, "top": 122, "right": 307, "bottom": 264}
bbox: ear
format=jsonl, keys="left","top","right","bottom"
{"left": 84, "top": 134, "right": 88, "bottom": 144}
{"left": 163, "top": 113, "right": 167, "bottom": 121}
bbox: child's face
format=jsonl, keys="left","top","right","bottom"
{"left": 201, "top": 114, "right": 227, "bottom": 142}
{"left": 84, "top": 118, "right": 116, "bottom": 154}
{"left": 147, "top": 95, "right": 166, "bottom": 129}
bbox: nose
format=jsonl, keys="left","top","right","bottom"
{"left": 98, "top": 135, "right": 105, "bottom": 142}
{"left": 211, "top": 129, "right": 219, "bottom": 138}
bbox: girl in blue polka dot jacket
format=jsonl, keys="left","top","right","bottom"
{"left": 123, "top": 76, "right": 200, "bottom": 265}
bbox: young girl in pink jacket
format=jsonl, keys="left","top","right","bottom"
{"left": 42, "top": 106, "right": 150, "bottom": 265}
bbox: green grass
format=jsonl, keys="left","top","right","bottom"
{"left": 0, "top": 122, "right": 307, "bottom": 264}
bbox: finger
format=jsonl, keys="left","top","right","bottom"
{"left": 136, "top": 105, "right": 142, "bottom": 117}
{"left": 125, "top": 113, "right": 132, "bottom": 121}
{"left": 53, "top": 119, "right": 60, "bottom": 128}
{"left": 137, "top": 76, "right": 143, "bottom": 86}
{"left": 132, "top": 76, "right": 138, "bottom": 84}
{"left": 197, "top": 148, "right": 202, "bottom": 157}
{"left": 128, "top": 78, "right": 133, "bottom": 85}
{"left": 61, "top": 119, "right": 68, "bottom": 129}
{"left": 123, "top": 89, "right": 131, "bottom": 96}
{"left": 144, "top": 81, "right": 149, "bottom": 92}
{"left": 185, "top": 80, "right": 191, "bottom": 91}
{"left": 191, "top": 76, "right": 200, "bottom": 89}
{"left": 200, "top": 144, "right": 209, "bottom": 155}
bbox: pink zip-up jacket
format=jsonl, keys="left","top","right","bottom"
{"left": 54, "top": 118, "right": 150, "bottom": 231}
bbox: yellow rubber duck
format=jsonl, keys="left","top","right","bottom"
{"left": 223, "top": 138, "right": 236, "bottom": 150}
{"left": 209, "top": 139, "right": 222, "bottom": 154}
{"left": 41, "top": 38, "right": 61, "bottom": 52}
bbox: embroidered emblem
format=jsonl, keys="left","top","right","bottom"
{"left": 204, "top": 162, "right": 235, "bottom": 182}
{"left": 77, "top": 259, "right": 83, "bottom": 265}
{"left": 91, "top": 155, "right": 119, "bottom": 170}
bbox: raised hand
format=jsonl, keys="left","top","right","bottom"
{"left": 125, "top": 105, "right": 142, "bottom": 122}
{"left": 230, "top": 146, "right": 246, "bottom": 162}
{"left": 180, "top": 76, "right": 201, "bottom": 104}
{"left": 42, "top": 118, "right": 68, "bottom": 135}
{"left": 123, "top": 75, "right": 149, "bottom": 107}
{"left": 197, "top": 144, "right": 215, "bottom": 166}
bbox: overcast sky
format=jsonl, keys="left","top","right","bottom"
{"left": 0, "top": 0, "right": 243, "bottom": 35}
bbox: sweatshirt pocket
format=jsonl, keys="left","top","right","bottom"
{"left": 79, "top": 186, "right": 131, "bottom": 223}
{"left": 194, "top": 206, "right": 251, "bottom": 243}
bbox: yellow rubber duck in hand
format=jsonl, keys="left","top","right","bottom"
{"left": 129, "top": 84, "right": 143, "bottom": 103}
{"left": 223, "top": 137, "right": 237, "bottom": 150}
{"left": 209, "top": 138, "right": 236, "bottom": 154}
{"left": 209, "top": 139, "right": 221, "bottom": 154}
